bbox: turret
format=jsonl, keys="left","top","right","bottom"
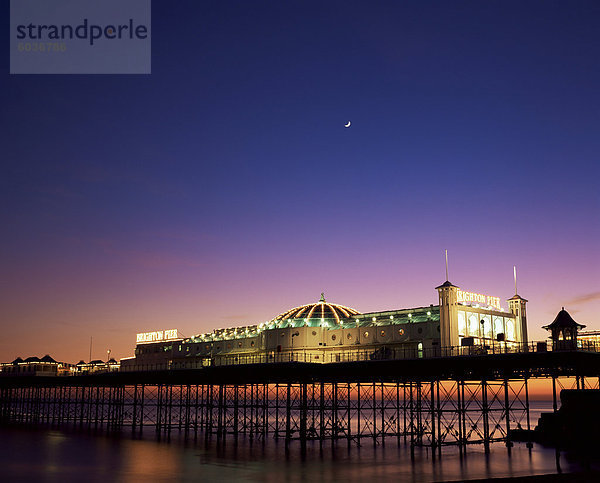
{"left": 508, "top": 294, "right": 528, "bottom": 345}
{"left": 436, "top": 281, "right": 460, "bottom": 348}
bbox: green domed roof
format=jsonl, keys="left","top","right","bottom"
{"left": 273, "top": 293, "right": 360, "bottom": 324}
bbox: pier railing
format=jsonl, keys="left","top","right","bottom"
{"left": 168, "top": 339, "right": 600, "bottom": 369}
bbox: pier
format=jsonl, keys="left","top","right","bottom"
{"left": 1, "top": 349, "right": 599, "bottom": 453}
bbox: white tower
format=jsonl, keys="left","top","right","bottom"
{"left": 508, "top": 266, "right": 528, "bottom": 345}
{"left": 436, "top": 280, "right": 460, "bottom": 349}
{"left": 508, "top": 295, "right": 528, "bottom": 345}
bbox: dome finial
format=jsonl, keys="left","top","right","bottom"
{"left": 319, "top": 292, "right": 325, "bottom": 303}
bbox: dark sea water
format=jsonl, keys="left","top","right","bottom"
{"left": 0, "top": 401, "right": 597, "bottom": 483}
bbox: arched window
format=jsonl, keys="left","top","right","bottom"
{"left": 506, "top": 319, "right": 516, "bottom": 340}
{"left": 468, "top": 314, "right": 479, "bottom": 336}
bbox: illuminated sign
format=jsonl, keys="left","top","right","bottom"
{"left": 457, "top": 290, "right": 501, "bottom": 310}
{"left": 136, "top": 329, "right": 179, "bottom": 344}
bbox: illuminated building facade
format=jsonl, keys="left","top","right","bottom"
{"left": 0, "top": 355, "right": 75, "bottom": 376}
{"left": 437, "top": 281, "right": 528, "bottom": 349}
{"left": 121, "top": 280, "right": 529, "bottom": 371}
{"left": 578, "top": 330, "right": 600, "bottom": 348}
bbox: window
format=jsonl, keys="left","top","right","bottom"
{"left": 506, "top": 319, "right": 516, "bottom": 340}
{"left": 250, "top": 341, "right": 255, "bottom": 347}
{"left": 312, "top": 331, "right": 317, "bottom": 336}
{"left": 468, "top": 314, "right": 479, "bottom": 336}
{"left": 398, "top": 328, "right": 405, "bottom": 336}
{"left": 380, "top": 330, "right": 386, "bottom": 337}
{"left": 494, "top": 317, "right": 504, "bottom": 336}
{"left": 347, "top": 333, "right": 352, "bottom": 340}
{"left": 458, "top": 311, "right": 466, "bottom": 335}
{"left": 331, "top": 335, "right": 336, "bottom": 341}
{"left": 364, "top": 331, "right": 369, "bottom": 338}
{"left": 238, "top": 342, "right": 242, "bottom": 348}
{"left": 417, "top": 328, "right": 423, "bottom": 334}
{"left": 481, "top": 315, "right": 492, "bottom": 338}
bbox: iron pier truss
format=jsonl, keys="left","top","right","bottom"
{"left": 1, "top": 351, "right": 599, "bottom": 454}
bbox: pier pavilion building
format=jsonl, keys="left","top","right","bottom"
{"left": 121, "top": 280, "right": 528, "bottom": 371}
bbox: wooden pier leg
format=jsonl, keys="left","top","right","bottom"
{"left": 482, "top": 380, "right": 490, "bottom": 453}
{"left": 357, "top": 383, "right": 361, "bottom": 444}
{"left": 347, "top": 383, "right": 352, "bottom": 449}
{"left": 233, "top": 385, "right": 239, "bottom": 441}
{"left": 403, "top": 383, "right": 408, "bottom": 443}
{"left": 372, "top": 382, "right": 377, "bottom": 447}
{"left": 332, "top": 382, "right": 338, "bottom": 448}
{"left": 416, "top": 382, "right": 423, "bottom": 446}
{"left": 166, "top": 385, "right": 173, "bottom": 437}
{"left": 504, "top": 378, "right": 512, "bottom": 449}
{"left": 156, "top": 385, "right": 163, "bottom": 435}
{"left": 436, "top": 381, "right": 442, "bottom": 455}
{"left": 107, "top": 386, "right": 113, "bottom": 432}
{"left": 217, "top": 384, "right": 224, "bottom": 440}
{"left": 396, "top": 383, "right": 401, "bottom": 446}
{"left": 194, "top": 385, "right": 199, "bottom": 437}
{"left": 458, "top": 380, "right": 465, "bottom": 453}
{"left": 249, "top": 384, "right": 254, "bottom": 441}
{"left": 409, "top": 382, "right": 415, "bottom": 456}
{"left": 139, "top": 384, "right": 145, "bottom": 434}
{"left": 132, "top": 384, "right": 138, "bottom": 434}
{"left": 381, "top": 383, "right": 385, "bottom": 447}
{"left": 262, "top": 384, "right": 268, "bottom": 440}
{"left": 242, "top": 384, "right": 247, "bottom": 436}
{"left": 79, "top": 386, "right": 86, "bottom": 429}
{"left": 430, "top": 381, "right": 436, "bottom": 452}
{"left": 180, "top": 385, "right": 186, "bottom": 432}
{"left": 209, "top": 384, "right": 215, "bottom": 439}
{"left": 199, "top": 385, "right": 205, "bottom": 432}
{"left": 285, "top": 383, "right": 291, "bottom": 450}
{"left": 300, "top": 383, "right": 307, "bottom": 454}
{"left": 319, "top": 383, "right": 325, "bottom": 450}
{"left": 525, "top": 376, "right": 532, "bottom": 449}
{"left": 93, "top": 386, "right": 100, "bottom": 431}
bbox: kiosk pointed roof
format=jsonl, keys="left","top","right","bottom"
{"left": 542, "top": 308, "right": 585, "bottom": 330}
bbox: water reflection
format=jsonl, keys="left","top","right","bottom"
{"left": 0, "top": 425, "right": 597, "bottom": 482}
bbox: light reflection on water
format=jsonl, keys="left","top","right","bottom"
{"left": 0, "top": 400, "right": 597, "bottom": 482}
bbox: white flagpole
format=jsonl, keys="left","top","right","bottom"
{"left": 445, "top": 249, "right": 449, "bottom": 281}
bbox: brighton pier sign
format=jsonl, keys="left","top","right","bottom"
{"left": 457, "top": 290, "right": 502, "bottom": 310}
{"left": 136, "top": 329, "right": 179, "bottom": 344}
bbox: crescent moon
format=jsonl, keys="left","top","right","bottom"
{"left": 344, "top": 121, "right": 351, "bottom": 128}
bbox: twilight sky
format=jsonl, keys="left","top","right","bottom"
{"left": 1, "top": 1, "right": 599, "bottom": 363}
